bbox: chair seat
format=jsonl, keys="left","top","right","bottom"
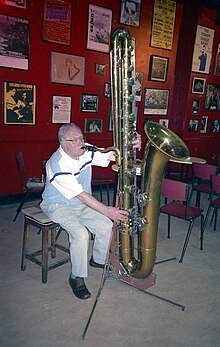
{"left": 21, "top": 206, "right": 52, "bottom": 224}
{"left": 212, "top": 197, "right": 220, "bottom": 208}
{"left": 194, "top": 183, "right": 211, "bottom": 193}
{"left": 160, "top": 202, "right": 204, "bottom": 220}
{"left": 26, "top": 178, "right": 45, "bottom": 189}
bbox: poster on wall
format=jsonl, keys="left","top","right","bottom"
{"left": 143, "top": 88, "right": 169, "bottom": 115}
{"left": 150, "top": 0, "right": 176, "bottom": 50}
{"left": 3, "top": 81, "right": 36, "bottom": 125}
{"left": 4, "top": 0, "right": 26, "bottom": 8}
{"left": 0, "top": 14, "right": 29, "bottom": 70}
{"left": 119, "top": 0, "right": 142, "bottom": 28}
{"left": 42, "top": 0, "right": 72, "bottom": 45}
{"left": 191, "top": 25, "right": 215, "bottom": 74}
{"left": 52, "top": 95, "right": 71, "bottom": 123}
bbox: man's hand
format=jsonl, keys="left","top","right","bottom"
{"left": 105, "top": 206, "right": 129, "bottom": 222}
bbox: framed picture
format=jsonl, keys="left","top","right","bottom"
{"left": 149, "top": 56, "right": 169, "bottom": 82}
{"left": 210, "top": 119, "right": 220, "bottom": 133}
{"left": 96, "top": 63, "right": 106, "bottom": 75}
{"left": 191, "top": 25, "right": 215, "bottom": 74}
{"left": 188, "top": 119, "right": 199, "bottom": 132}
{"left": 52, "top": 95, "right": 71, "bottom": 124}
{"left": 204, "top": 83, "right": 220, "bottom": 111}
{"left": 3, "top": 81, "right": 36, "bottom": 125}
{"left": 214, "top": 43, "right": 220, "bottom": 76}
{"left": 144, "top": 88, "right": 169, "bottom": 115}
{"left": 159, "top": 118, "right": 169, "bottom": 128}
{"left": 42, "top": 0, "right": 72, "bottom": 45}
{"left": 86, "top": 4, "right": 112, "bottom": 53}
{"left": 0, "top": 14, "right": 30, "bottom": 70}
{"left": 51, "top": 52, "right": 85, "bottom": 86}
{"left": 144, "top": 118, "right": 154, "bottom": 124}
{"left": 85, "top": 119, "right": 103, "bottom": 133}
{"left": 192, "top": 77, "right": 206, "bottom": 94}
{"left": 80, "top": 94, "right": 99, "bottom": 113}
{"left": 191, "top": 98, "right": 200, "bottom": 115}
{"left": 4, "top": 0, "right": 26, "bottom": 8}
{"left": 135, "top": 72, "right": 144, "bottom": 102}
{"left": 200, "top": 115, "right": 208, "bottom": 133}
{"left": 104, "top": 83, "right": 111, "bottom": 98}
{"left": 119, "top": 0, "right": 142, "bottom": 28}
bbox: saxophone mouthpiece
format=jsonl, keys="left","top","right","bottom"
{"left": 81, "top": 145, "right": 97, "bottom": 151}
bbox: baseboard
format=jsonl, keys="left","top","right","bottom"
{"left": 0, "top": 192, "right": 42, "bottom": 206}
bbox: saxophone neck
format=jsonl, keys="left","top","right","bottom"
{"left": 81, "top": 145, "right": 121, "bottom": 166}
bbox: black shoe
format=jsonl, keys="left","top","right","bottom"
{"left": 69, "top": 277, "right": 91, "bottom": 300}
{"left": 89, "top": 256, "right": 105, "bottom": 269}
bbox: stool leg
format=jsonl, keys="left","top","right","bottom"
{"left": 21, "top": 218, "right": 30, "bottom": 271}
{"left": 42, "top": 227, "right": 49, "bottom": 284}
{"left": 106, "top": 184, "right": 110, "bottom": 205}
{"left": 51, "top": 227, "right": 56, "bottom": 259}
{"left": 100, "top": 184, "right": 103, "bottom": 202}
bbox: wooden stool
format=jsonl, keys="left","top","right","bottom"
{"left": 21, "top": 206, "right": 70, "bottom": 283}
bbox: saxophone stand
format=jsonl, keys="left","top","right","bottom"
{"left": 81, "top": 228, "right": 185, "bottom": 340}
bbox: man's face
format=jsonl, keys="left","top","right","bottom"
{"left": 61, "top": 128, "right": 86, "bottom": 159}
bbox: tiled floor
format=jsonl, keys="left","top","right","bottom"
{"left": 0, "top": 190, "right": 219, "bottom": 347}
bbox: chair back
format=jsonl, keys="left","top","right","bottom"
{"left": 193, "top": 163, "right": 218, "bottom": 181}
{"left": 15, "top": 152, "right": 27, "bottom": 189}
{"left": 211, "top": 175, "right": 220, "bottom": 195}
{"left": 161, "top": 178, "right": 188, "bottom": 202}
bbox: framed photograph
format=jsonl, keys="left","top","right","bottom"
{"left": 191, "top": 98, "right": 200, "bottom": 115}
{"left": 210, "top": 119, "right": 220, "bottom": 133}
{"left": 191, "top": 25, "right": 215, "bottom": 74}
{"left": 80, "top": 94, "right": 99, "bottom": 113}
{"left": 135, "top": 72, "right": 144, "bottom": 102}
{"left": 52, "top": 95, "right": 71, "bottom": 124}
{"left": 214, "top": 43, "right": 220, "bottom": 76}
{"left": 200, "top": 115, "right": 208, "bottom": 133}
{"left": 51, "top": 52, "right": 85, "bottom": 86}
{"left": 104, "top": 83, "right": 111, "bottom": 98}
{"left": 188, "top": 119, "right": 199, "bottom": 132}
{"left": 42, "top": 0, "right": 72, "bottom": 45}
{"left": 144, "top": 118, "right": 154, "bottom": 125}
{"left": 144, "top": 88, "right": 169, "bottom": 115}
{"left": 192, "top": 77, "right": 206, "bottom": 94}
{"left": 204, "top": 83, "right": 220, "bottom": 111}
{"left": 85, "top": 119, "right": 103, "bottom": 133}
{"left": 86, "top": 4, "right": 112, "bottom": 53}
{"left": 96, "top": 63, "right": 106, "bottom": 75}
{"left": 149, "top": 56, "right": 169, "bottom": 82}
{"left": 119, "top": 0, "right": 142, "bottom": 28}
{"left": 159, "top": 118, "right": 169, "bottom": 128}
{"left": 0, "top": 14, "right": 29, "bottom": 70}
{"left": 4, "top": 0, "right": 26, "bottom": 8}
{"left": 3, "top": 81, "right": 36, "bottom": 125}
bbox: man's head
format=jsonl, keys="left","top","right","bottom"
{"left": 59, "top": 123, "right": 86, "bottom": 159}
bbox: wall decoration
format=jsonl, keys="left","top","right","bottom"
{"left": 204, "top": 83, "right": 220, "bottom": 111}
{"left": 214, "top": 43, "right": 220, "bottom": 76}
{"left": 85, "top": 119, "right": 103, "bottom": 133}
{"left": 144, "top": 118, "right": 154, "bottom": 124}
{"left": 210, "top": 119, "right": 220, "bottom": 133}
{"left": 42, "top": 0, "right": 72, "bottom": 45}
{"left": 150, "top": 0, "right": 176, "bottom": 50}
{"left": 80, "top": 94, "right": 99, "bottom": 112}
{"left": 149, "top": 56, "right": 169, "bottom": 82}
{"left": 135, "top": 72, "right": 143, "bottom": 102}
{"left": 200, "top": 115, "right": 208, "bottom": 133}
{"left": 191, "top": 98, "right": 200, "bottom": 115}
{"left": 52, "top": 95, "right": 71, "bottom": 123}
{"left": 104, "top": 83, "right": 111, "bottom": 98}
{"left": 159, "top": 118, "right": 169, "bottom": 128}
{"left": 192, "top": 77, "right": 206, "bottom": 94}
{"left": 0, "top": 14, "right": 29, "bottom": 70}
{"left": 51, "top": 52, "right": 85, "bottom": 86}
{"left": 119, "top": 0, "right": 142, "bottom": 28}
{"left": 191, "top": 25, "right": 215, "bottom": 74}
{"left": 4, "top": 0, "right": 26, "bottom": 8}
{"left": 86, "top": 4, "right": 112, "bottom": 53}
{"left": 144, "top": 88, "right": 169, "bottom": 115}
{"left": 188, "top": 119, "right": 199, "bottom": 132}
{"left": 3, "top": 81, "right": 36, "bottom": 125}
{"left": 96, "top": 63, "right": 106, "bottom": 75}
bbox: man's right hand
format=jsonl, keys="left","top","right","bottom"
{"left": 105, "top": 206, "right": 129, "bottom": 222}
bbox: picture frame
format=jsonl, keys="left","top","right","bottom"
{"left": 200, "top": 115, "right": 208, "bottom": 133}
{"left": 214, "top": 43, "right": 220, "bottom": 76}
{"left": 104, "top": 82, "right": 111, "bottom": 98}
{"left": 191, "top": 98, "right": 201, "bottom": 115}
{"left": 86, "top": 4, "right": 112, "bottom": 53}
{"left": 144, "top": 118, "right": 154, "bottom": 125}
{"left": 51, "top": 52, "right": 85, "bottom": 86}
{"left": 119, "top": 0, "right": 142, "bottom": 28}
{"left": 192, "top": 77, "right": 206, "bottom": 94}
{"left": 0, "top": 14, "right": 30, "bottom": 70}
{"left": 135, "top": 72, "right": 144, "bottom": 102}
{"left": 143, "top": 88, "right": 169, "bottom": 115}
{"left": 80, "top": 94, "right": 99, "bottom": 113}
{"left": 4, "top": 0, "right": 26, "bottom": 8}
{"left": 52, "top": 95, "right": 72, "bottom": 124}
{"left": 159, "top": 118, "right": 169, "bottom": 128}
{"left": 3, "top": 81, "right": 36, "bottom": 125}
{"left": 204, "top": 83, "right": 220, "bottom": 111}
{"left": 42, "top": 0, "right": 72, "bottom": 45}
{"left": 85, "top": 119, "right": 103, "bottom": 133}
{"left": 191, "top": 25, "right": 215, "bottom": 74}
{"left": 149, "top": 56, "right": 169, "bottom": 82}
{"left": 210, "top": 119, "right": 220, "bottom": 133}
{"left": 188, "top": 119, "right": 199, "bottom": 132}
{"left": 96, "top": 63, "right": 106, "bottom": 75}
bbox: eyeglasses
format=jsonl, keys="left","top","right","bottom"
{"left": 65, "top": 136, "right": 86, "bottom": 144}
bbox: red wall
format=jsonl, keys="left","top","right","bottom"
{"left": 0, "top": 0, "right": 219, "bottom": 197}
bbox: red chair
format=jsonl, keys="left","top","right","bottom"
{"left": 203, "top": 175, "right": 220, "bottom": 231}
{"left": 160, "top": 178, "right": 204, "bottom": 263}
{"left": 191, "top": 163, "right": 218, "bottom": 208}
